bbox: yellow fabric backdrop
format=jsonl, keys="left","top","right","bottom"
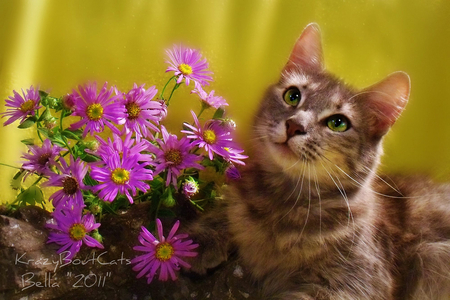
{"left": 1, "top": 0, "right": 450, "bottom": 204}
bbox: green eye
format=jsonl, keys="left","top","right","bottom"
{"left": 326, "top": 115, "right": 350, "bottom": 132}
{"left": 283, "top": 87, "right": 301, "bottom": 106}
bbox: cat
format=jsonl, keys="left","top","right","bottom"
{"left": 185, "top": 23, "right": 450, "bottom": 300}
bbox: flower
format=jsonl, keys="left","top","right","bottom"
{"left": 131, "top": 219, "right": 198, "bottom": 283}
{"left": 120, "top": 83, "right": 163, "bottom": 140}
{"left": 46, "top": 203, "right": 103, "bottom": 261}
{"left": 182, "top": 177, "right": 199, "bottom": 199}
{"left": 223, "top": 146, "right": 248, "bottom": 166}
{"left": 182, "top": 111, "right": 235, "bottom": 160}
{"left": 69, "top": 82, "right": 126, "bottom": 137}
{"left": 21, "top": 138, "right": 64, "bottom": 177}
{"left": 191, "top": 83, "right": 228, "bottom": 109}
{"left": 225, "top": 164, "right": 241, "bottom": 180}
{"left": 93, "top": 132, "right": 153, "bottom": 165}
{"left": 1, "top": 85, "right": 41, "bottom": 126}
{"left": 42, "top": 156, "right": 88, "bottom": 208}
{"left": 90, "top": 151, "right": 153, "bottom": 203}
{"left": 165, "top": 45, "right": 213, "bottom": 87}
{"left": 147, "top": 126, "right": 203, "bottom": 187}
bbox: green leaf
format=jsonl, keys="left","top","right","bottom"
{"left": 80, "top": 153, "right": 100, "bottom": 163}
{"left": 39, "top": 90, "right": 49, "bottom": 99}
{"left": 17, "top": 117, "right": 37, "bottom": 129}
{"left": 213, "top": 107, "right": 225, "bottom": 119}
{"left": 161, "top": 186, "right": 176, "bottom": 208}
{"left": 37, "top": 108, "right": 51, "bottom": 122}
{"left": 20, "top": 138, "right": 35, "bottom": 146}
{"left": 37, "top": 127, "right": 50, "bottom": 138}
{"left": 62, "top": 129, "right": 81, "bottom": 140}
{"left": 17, "top": 185, "right": 44, "bottom": 206}
{"left": 83, "top": 172, "right": 99, "bottom": 186}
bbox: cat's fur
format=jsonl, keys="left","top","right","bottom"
{"left": 186, "top": 24, "right": 450, "bottom": 299}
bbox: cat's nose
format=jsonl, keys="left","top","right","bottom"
{"left": 286, "top": 119, "right": 306, "bottom": 138}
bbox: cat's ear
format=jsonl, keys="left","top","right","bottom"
{"left": 283, "top": 23, "right": 324, "bottom": 73}
{"left": 363, "top": 71, "right": 410, "bottom": 138}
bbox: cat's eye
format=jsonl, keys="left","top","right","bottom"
{"left": 326, "top": 115, "right": 350, "bottom": 132}
{"left": 283, "top": 87, "right": 301, "bottom": 106}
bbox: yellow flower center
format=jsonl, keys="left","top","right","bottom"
{"left": 203, "top": 130, "right": 216, "bottom": 144}
{"left": 111, "top": 168, "right": 130, "bottom": 185}
{"left": 125, "top": 102, "right": 141, "bottom": 120}
{"left": 69, "top": 223, "right": 86, "bottom": 241}
{"left": 37, "top": 153, "right": 52, "bottom": 166}
{"left": 86, "top": 103, "right": 104, "bottom": 121}
{"left": 164, "top": 149, "right": 182, "bottom": 166}
{"left": 155, "top": 242, "right": 174, "bottom": 262}
{"left": 20, "top": 100, "right": 35, "bottom": 112}
{"left": 178, "top": 64, "right": 193, "bottom": 76}
{"left": 62, "top": 176, "right": 79, "bottom": 195}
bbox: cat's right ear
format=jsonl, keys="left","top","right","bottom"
{"left": 363, "top": 71, "right": 411, "bottom": 138}
{"left": 283, "top": 23, "right": 324, "bottom": 73}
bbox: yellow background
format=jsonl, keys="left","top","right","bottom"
{"left": 1, "top": 0, "right": 450, "bottom": 204}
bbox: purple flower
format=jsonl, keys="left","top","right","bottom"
{"left": 225, "top": 164, "right": 241, "bottom": 181}
{"left": 1, "top": 85, "right": 41, "bottom": 126}
{"left": 191, "top": 83, "right": 228, "bottom": 109}
{"left": 90, "top": 152, "right": 153, "bottom": 204}
{"left": 46, "top": 203, "right": 103, "bottom": 261}
{"left": 223, "top": 146, "right": 248, "bottom": 166}
{"left": 182, "top": 177, "right": 199, "bottom": 199}
{"left": 120, "top": 83, "right": 163, "bottom": 140}
{"left": 42, "top": 156, "right": 88, "bottom": 208}
{"left": 182, "top": 111, "right": 234, "bottom": 160}
{"left": 147, "top": 126, "right": 203, "bottom": 187}
{"left": 93, "top": 132, "right": 153, "bottom": 165}
{"left": 21, "top": 139, "right": 64, "bottom": 177}
{"left": 69, "top": 82, "right": 126, "bottom": 137}
{"left": 131, "top": 219, "right": 198, "bottom": 283}
{"left": 165, "top": 45, "right": 213, "bottom": 87}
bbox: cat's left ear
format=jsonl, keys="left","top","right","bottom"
{"left": 363, "top": 71, "right": 410, "bottom": 138}
{"left": 283, "top": 23, "right": 324, "bottom": 73}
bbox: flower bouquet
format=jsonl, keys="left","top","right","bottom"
{"left": 1, "top": 45, "right": 247, "bottom": 285}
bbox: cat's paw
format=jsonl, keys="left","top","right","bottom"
{"left": 183, "top": 227, "right": 229, "bottom": 275}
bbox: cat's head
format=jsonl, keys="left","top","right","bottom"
{"left": 253, "top": 23, "right": 410, "bottom": 183}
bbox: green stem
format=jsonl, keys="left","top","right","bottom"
{"left": 0, "top": 163, "right": 22, "bottom": 170}
{"left": 160, "top": 76, "right": 177, "bottom": 100}
{"left": 35, "top": 110, "right": 44, "bottom": 143}
{"left": 31, "top": 176, "right": 43, "bottom": 186}
{"left": 197, "top": 103, "right": 207, "bottom": 119}
{"left": 166, "top": 83, "right": 181, "bottom": 106}
{"left": 59, "top": 110, "right": 75, "bottom": 158}
{"left": 190, "top": 200, "right": 204, "bottom": 211}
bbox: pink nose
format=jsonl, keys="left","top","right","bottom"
{"left": 286, "top": 119, "right": 306, "bottom": 138}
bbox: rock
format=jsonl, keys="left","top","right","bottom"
{"left": 0, "top": 204, "right": 259, "bottom": 300}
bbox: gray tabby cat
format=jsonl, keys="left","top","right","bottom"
{"left": 186, "top": 23, "right": 450, "bottom": 299}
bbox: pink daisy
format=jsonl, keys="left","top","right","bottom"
{"left": 42, "top": 156, "right": 88, "bottom": 208}
{"left": 90, "top": 151, "right": 153, "bottom": 204}
{"left": 46, "top": 203, "right": 103, "bottom": 261}
{"left": 165, "top": 45, "right": 213, "bottom": 87}
{"left": 191, "top": 83, "right": 228, "bottom": 109}
{"left": 181, "top": 111, "right": 235, "bottom": 160}
{"left": 93, "top": 132, "right": 153, "bottom": 165}
{"left": 69, "top": 82, "right": 126, "bottom": 137}
{"left": 119, "top": 83, "right": 164, "bottom": 140}
{"left": 1, "top": 85, "right": 41, "bottom": 126}
{"left": 21, "top": 138, "right": 64, "bottom": 177}
{"left": 131, "top": 219, "right": 198, "bottom": 283}
{"left": 147, "top": 126, "right": 203, "bottom": 187}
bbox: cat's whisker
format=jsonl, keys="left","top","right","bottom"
{"left": 277, "top": 157, "right": 307, "bottom": 224}
{"left": 312, "top": 163, "right": 323, "bottom": 241}
{"left": 297, "top": 162, "right": 312, "bottom": 242}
